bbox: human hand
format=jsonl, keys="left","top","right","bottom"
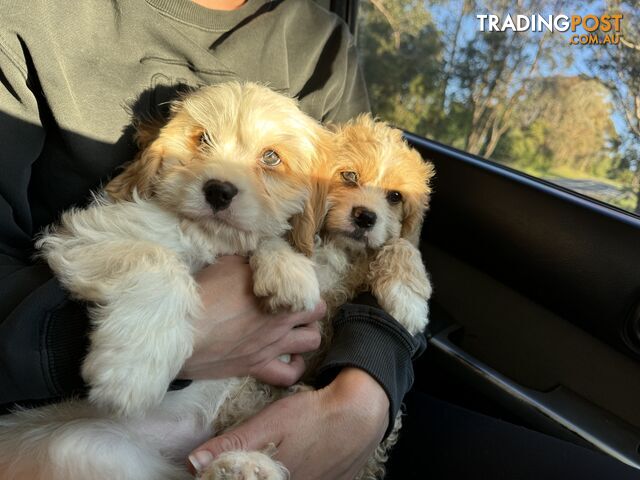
{"left": 180, "top": 255, "right": 325, "bottom": 386}
{"left": 188, "top": 368, "right": 390, "bottom": 480}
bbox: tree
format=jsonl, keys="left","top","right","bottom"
{"left": 357, "top": 0, "right": 444, "bottom": 135}
{"left": 493, "top": 76, "right": 617, "bottom": 176}
{"left": 358, "top": 0, "right": 636, "bottom": 213}
{"left": 590, "top": 0, "right": 640, "bottom": 213}
{"left": 360, "top": 0, "right": 572, "bottom": 156}
{"left": 450, "top": 0, "right": 574, "bottom": 157}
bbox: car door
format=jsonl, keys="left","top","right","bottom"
{"left": 330, "top": 0, "right": 640, "bottom": 470}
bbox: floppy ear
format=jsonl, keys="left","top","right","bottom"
{"left": 400, "top": 144, "right": 436, "bottom": 247}
{"left": 132, "top": 115, "right": 165, "bottom": 152}
{"left": 105, "top": 139, "right": 164, "bottom": 202}
{"left": 401, "top": 158, "right": 435, "bottom": 247}
{"left": 288, "top": 177, "right": 329, "bottom": 256}
{"left": 401, "top": 193, "right": 429, "bottom": 247}
{"left": 106, "top": 94, "right": 200, "bottom": 203}
{"left": 288, "top": 126, "right": 335, "bottom": 256}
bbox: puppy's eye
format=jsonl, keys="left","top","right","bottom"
{"left": 261, "top": 149, "right": 282, "bottom": 167}
{"left": 387, "top": 191, "right": 403, "bottom": 204}
{"left": 341, "top": 171, "right": 358, "bottom": 185}
{"left": 200, "top": 131, "right": 213, "bottom": 146}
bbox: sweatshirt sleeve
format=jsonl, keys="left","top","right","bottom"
{"left": 316, "top": 293, "right": 427, "bottom": 438}
{"left": 0, "top": 37, "right": 89, "bottom": 409}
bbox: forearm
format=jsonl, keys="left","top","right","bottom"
{"left": 316, "top": 293, "right": 427, "bottom": 437}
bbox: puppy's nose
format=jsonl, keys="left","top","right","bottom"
{"left": 351, "top": 207, "right": 377, "bottom": 230}
{"left": 203, "top": 179, "right": 238, "bottom": 211}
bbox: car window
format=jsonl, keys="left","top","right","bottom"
{"left": 356, "top": 0, "right": 640, "bottom": 217}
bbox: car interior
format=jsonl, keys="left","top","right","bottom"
{"left": 320, "top": 0, "right": 640, "bottom": 471}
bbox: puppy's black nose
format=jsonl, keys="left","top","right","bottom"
{"left": 352, "top": 207, "right": 377, "bottom": 230}
{"left": 203, "top": 179, "right": 238, "bottom": 212}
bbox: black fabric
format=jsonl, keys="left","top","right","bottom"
{"left": 386, "top": 392, "right": 640, "bottom": 480}
{"left": 0, "top": 277, "right": 89, "bottom": 407}
{"left": 316, "top": 296, "right": 427, "bottom": 438}
{"left": 168, "top": 379, "right": 193, "bottom": 391}
{"left": 44, "top": 299, "right": 90, "bottom": 397}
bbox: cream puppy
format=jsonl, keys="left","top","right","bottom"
{"left": 0, "top": 82, "right": 328, "bottom": 480}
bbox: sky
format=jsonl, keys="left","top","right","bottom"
{"left": 426, "top": 0, "right": 635, "bottom": 145}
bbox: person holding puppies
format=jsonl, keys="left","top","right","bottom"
{"left": 0, "top": 1, "right": 424, "bottom": 479}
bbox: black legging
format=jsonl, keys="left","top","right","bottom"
{"left": 386, "top": 392, "right": 640, "bottom": 479}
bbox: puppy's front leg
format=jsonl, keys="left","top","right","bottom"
{"left": 368, "top": 238, "right": 432, "bottom": 335}
{"left": 250, "top": 237, "right": 320, "bottom": 312}
{"left": 79, "top": 243, "right": 199, "bottom": 417}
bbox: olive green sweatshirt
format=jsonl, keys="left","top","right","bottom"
{"left": 0, "top": 0, "right": 422, "bottom": 432}
{"left": 0, "top": 0, "right": 368, "bottom": 224}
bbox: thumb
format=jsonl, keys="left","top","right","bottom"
{"left": 187, "top": 413, "right": 277, "bottom": 474}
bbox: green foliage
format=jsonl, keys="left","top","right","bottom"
{"left": 357, "top": 0, "right": 640, "bottom": 214}
{"left": 494, "top": 121, "right": 553, "bottom": 172}
{"left": 493, "top": 76, "right": 617, "bottom": 176}
{"left": 358, "top": 1, "right": 444, "bottom": 134}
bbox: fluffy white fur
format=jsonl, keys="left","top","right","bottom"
{"left": 0, "top": 82, "right": 327, "bottom": 480}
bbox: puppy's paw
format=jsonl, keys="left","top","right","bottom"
{"left": 375, "top": 282, "right": 430, "bottom": 335}
{"left": 369, "top": 238, "right": 432, "bottom": 335}
{"left": 198, "top": 451, "right": 287, "bottom": 480}
{"left": 251, "top": 252, "right": 320, "bottom": 313}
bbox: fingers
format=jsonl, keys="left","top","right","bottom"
{"left": 276, "top": 299, "right": 326, "bottom": 327}
{"left": 307, "top": 299, "right": 327, "bottom": 322}
{"left": 281, "top": 324, "right": 322, "bottom": 354}
{"left": 254, "top": 312, "right": 321, "bottom": 356}
{"left": 188, "top": 430, "right": 250, "bottom": 474}
{"left": 188, "top": 409, "right": 277, "bottom": 475}
{"left": 253, "top": 354, "right": 306, "bottom": 386}
{"left": 251, "top": 302, "right": 324, "bottom": 385}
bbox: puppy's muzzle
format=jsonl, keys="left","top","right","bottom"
{"left": 203, "top": 179, "right": 238, "bottom": 212}
{"left": 351, "top": 206, "right": 377, "bottom": 230}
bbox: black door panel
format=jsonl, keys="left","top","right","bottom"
{"left": 408, "top": 133, "right": 640, "bottom": 468}
{"left": 410, "top": 134, "right": 640, "bottom": 362}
